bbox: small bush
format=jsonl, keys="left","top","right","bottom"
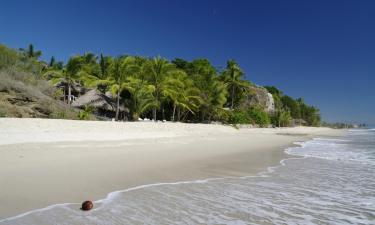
{"left": 52, "top": 110, "right": 67, "bottom": 119}
{"left": 54, "top": 89, "right": 64, "bottom": 100}
{"left": 49, "top": 106, "right": 80, "bottom": 120}
{"left": 271, "top": 109, "right": 292, "bottom": 127}
{"left": 214, "top": 109, "right": 231, "bottom": 124}
{"left": 247, "top": 106, "right": 270, "bottom": 127}
{"left": 228, "top": 106, "right": 270, "bottom": 127}
{"left": 0, "top": 111, "right": 6, "bottom": 117}
{"left": 228, "top": 110, "right": 251, "bottom": 124}
{"left": 0, "top": 45, "right": 18, "bottom": 70}
{"left": 77, "top": 105, "right": 94, "bottom": 120}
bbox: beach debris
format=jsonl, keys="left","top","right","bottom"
{"left": 81, "top": 200, "right": 94, "bottom": 211}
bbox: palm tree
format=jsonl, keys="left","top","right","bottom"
{"left": 186, "top": 59, "right": 227, "bottom": 122}
{"left": 162, "top": 72, "right": 201, "bottom": 121}
{"left": 71, "top": 54, "right": 113, "bottom": 93}
{"left": 44, "top": 56, "right": 82, "bottom": 105}
{"left": 82, "top": 52, "right": 97, "bottom": 65}
{"left": 26, "top": 44, "right": 42, "bottom": 59}
{"left": 109, "top": 56, "right": 138, "bottom": 121}
{"left": 49, "top": 56, "right": 56, "bottom": 67}
{"left": 99, "top": 54, "right": 112, "bottom": 79}
{"left": 206, "top": 79, "right": 227, "bottom": 121}
{"left": 65, "top": 56, "right": 83, "bottom": 104}
{"left": 144, "top": 57, "right": 181, "bottom": 121}
{"left": 221, "top": 60, "right": 249, "bottom": 109}
{"left": 123, "top": 77, "right": 158, "bottom": 120}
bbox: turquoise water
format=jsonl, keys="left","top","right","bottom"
{"left": 1, "top": 129, "right": 374, "bottom": 224}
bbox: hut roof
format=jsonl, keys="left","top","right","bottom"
{"left": 54, "top": 81, "right": 86, "bottom": 94}
{"left": 292, "top": 118, "right": 308, "bottom": 125}
{"left": 72, "top": 89, "right": 128, "bottom": 112}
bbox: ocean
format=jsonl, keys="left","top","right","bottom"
{"left": 1, "top": 129, "right": 374, "bottom": 224}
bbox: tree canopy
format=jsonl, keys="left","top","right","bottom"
{"left": 0, "top": 43, "right": 322, "bottom": 126}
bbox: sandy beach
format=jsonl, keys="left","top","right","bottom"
{"left": 0, "top": 118, "right": 344, "bottom": 219}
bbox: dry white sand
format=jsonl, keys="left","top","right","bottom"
{"left": 0, "top": 118, "right": 344, "bottom": 218}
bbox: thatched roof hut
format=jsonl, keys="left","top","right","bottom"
{"left": 72, "top": 89, "right": 128, "bottom": 118}
{"left": 291, "top": 118, "right": 307, "bottom": 126}
{"left": 54, "top": 81, "right": 86, "bottom": 94}
{"left": 72, "top": 89, "right": 113, "bottom": 110}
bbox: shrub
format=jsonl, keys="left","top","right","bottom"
{"left": 271, "top": 109, "right": 292, "bottom": 127}
{"left": 0, "top": 45, "right": 18, "bottom": 70}
{"left": 54, "top": 89, "right": 64, "bottom": 100}
{"left": 213, "top": 108, "right": 231, "bottom": 124}
{"left": 0, "top": 111, "right": 6, "bottom": 117}
{"left": 279, "top": 110, "right": 292, "bottom": 127}
{"left": 247, "top": 106, "right": 270, "bottom": 127}
{"left": 77, "top": 105, "right": 94, "bottom": 120}
{"left": 228, "top": 110, "right": 251, "bottom": 124}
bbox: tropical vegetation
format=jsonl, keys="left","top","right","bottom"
{"left": 0, "top": 43, "right": 323, "bottom": 127}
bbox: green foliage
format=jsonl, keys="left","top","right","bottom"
{"left": 0, "top": 43, "right": 322, "bottom": 126}
{"left": 271, "top": 109, "right": 292, "bottom": 127}
{"left": 162, "top": 71, "right": 202, "bottom": 121}
{"left": 53, "top": 110, "right": 67, "bottom": 119}
{"left": 321, "top": 122, "right": 364, "bottom": 129}
{"left": 220, "top": 60, "right": 250, "bottom": 109}
{"left": 110, "top": 56, "right": 140, "bottom": 120}
{"left": 26, "top": 44, "right": 42, "bottom": 59}
{"left": 171, "top": 58, "right": 190, "bottom": 71}
{"left": 301, "top": 105, "right": 321, "bottom": 126}
{"left": 228, "top": 107, "right": 270, "bottom": 127}
{"left": 77, "top": 105, "right": 94, "bottom": 120}
{"left": 1, "top": 44, "right": 44, "bottom": 75}
{"left": 264, "top": 85, "right": 321, "bottom": 126}
{"left": 0, "top": 111, "right": 6, "bottom": 117}
{"left": 99, "top": 54, "right": 112, "bottom": 79}
{"left": 228, "top": 110, "right": 251, "bottom": 124}
{"left": 281, "top": 95, "right": 301, "bottom": 118}
{"left": 247, "top": 106, "right": 271, "bottom": 127}
{"left": 143, "top": 56, "right": 185, "bottom": 120}
{"left": 49, "top": 56, "right": 56, "bottom": 67}
{"left": 49, "top": 108, "right": 79, "bottom": 120}
{"left": 53, "top": 88, "right": 64, "bottom": 100}
{"left": 180, "top": 59, "right": 227, "bottom": 122}
{"left": 0, "top": 44, "right": 19, "bottom": 69}
{"left": 123, "top": 77, "right": 157, "bottom": 120}
{"left": 264, "top": 86, "right": 282, "bottom": 96}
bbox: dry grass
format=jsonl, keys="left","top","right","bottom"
{"left": 0, "top": 69, "right": 78, "bottom": 119}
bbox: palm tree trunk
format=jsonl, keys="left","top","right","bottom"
{"left": 63, "top": 88, "right": 66, "bottom": 103}
{"left": 152, "top": 108, "right": 157, "bottom": 121}
{"left": 182, "top": 111, "right": 189, "bottom": 122}
{"left": 231, "top": 85, "right": 235, "bottom": 109}
{"left": 115, "top": 91, "right": 120, "bottom": 121}
{"left": 68, "top": 84, "right": 72, "bottom": 105}
{"left": 177, "top": 107, "right": 181, "bottom": 121}
{"left": 172, "top": 104, "right": 176, "bottom": 121}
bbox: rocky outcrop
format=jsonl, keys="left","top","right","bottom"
{"left": 241, "top": 85, "right": 275, "bottom": 113}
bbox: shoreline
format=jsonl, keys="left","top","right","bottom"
{"left": 0, "top": 118, "right": 345, "bottom": 219}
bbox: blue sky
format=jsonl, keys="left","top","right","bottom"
{"left": 1, "top": 0, "right": 374, "bottom": 124}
